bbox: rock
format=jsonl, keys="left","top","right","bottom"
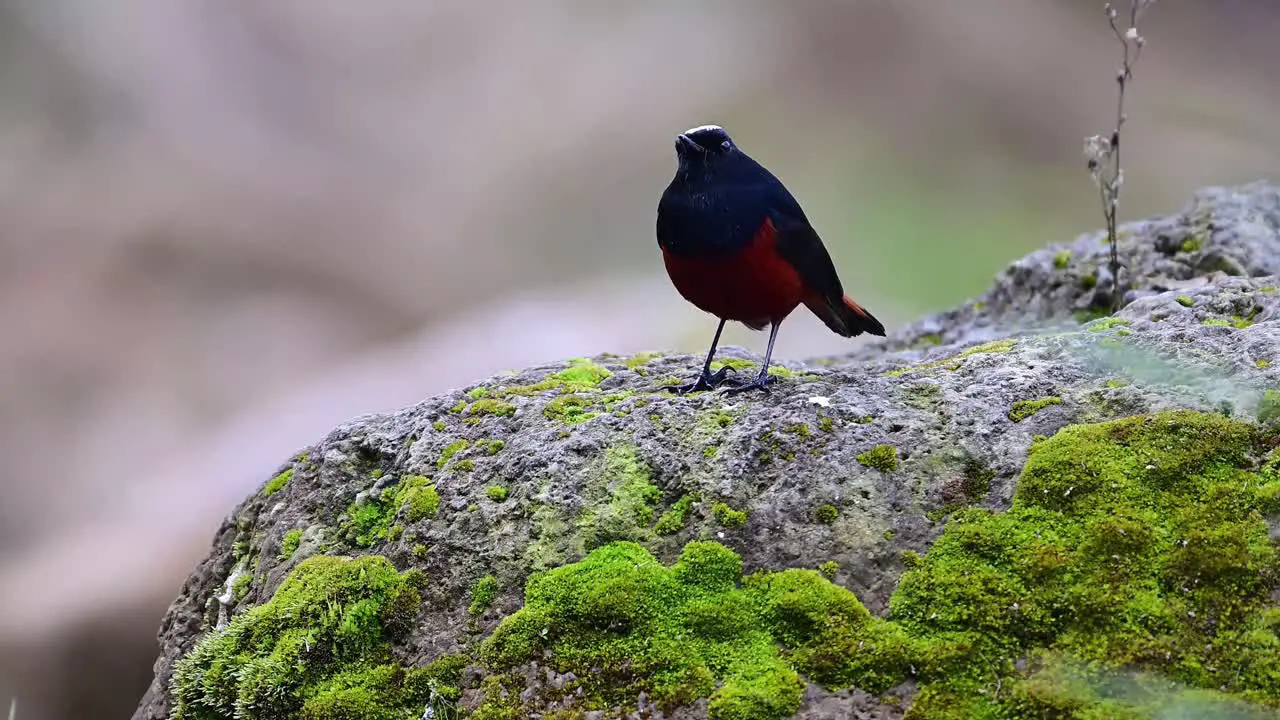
{"left": 133, "top": 184, "right": 1280, "bottom": 720}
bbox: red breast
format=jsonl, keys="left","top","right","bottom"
{"left": 661, "top": 217, "right": 806, "bottom": 330}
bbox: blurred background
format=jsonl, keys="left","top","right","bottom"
{"left": 1, "top": 1, "right": 1278, "bottom": 718}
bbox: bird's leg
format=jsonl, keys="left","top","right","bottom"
{"left": 669, "top": 318, "right": 736, "bottom": 394}
{"left": 724, "top": 321, "right": 781, "bottom": 395}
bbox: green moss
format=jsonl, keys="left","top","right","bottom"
{"left": 818, "top": 416, "right": 835, "bottom": 432}
{"left": 654, "top": 494, "right": 696, "bottom": 536}
{"left": 170, "top": 555, "right": 428, "bottom": 720}
{"left": 448, "top": 399, "right": 468, "bottom": 414}
{"left": 1080, "top": 272, "right": 1098, "bottom": 290}
{"left": 453, "top": 459, "right": 475, "bottom": 472}
{"left": 545, "top": 394, "right": 600, "bottom": 424}
{"left": 482, "top": 542, "right": 840, "bottom": 719}
{"left": 624, "top": 351, "right": 661, "bottom": 369}
{"left": 818, "top": 561, "right": 839, "bottom": 580}
{"left": 1203, "top": 315, "right": 1256, "bottom": 329}
{"left": 432, "top": 421, "right": 446, "bottom": 432}
{"left": 498, "top": 358, "right": 613, "bottom": 398}
{"left": 857, "top": 445, "right": 898, "bottom": 472}
{"left": 785, "top": 423, "right": 811, "bottom": 438}
{"left": 697, "top": 407, "right": 738, "bottom": 433}
{"left": 467, "top": 386, "right": 489, "bottom": 400}
{"left": 470, "top": 575, "right": 499, "bottom": 616}
{"left": 1053, "top": 249, "right": 1072, "bottom": 269}
{"left": 478, "top": 439, "right": 505, "bottom": 455}
{"left": 437, "top": 439, "right": 469, "bottom": 469}
{"left": 813, "top": 504, "right": 839, "bottom": 525}
{"left": 1256, "top": 359, "right": 1271, "bottom": 369}
{"left": 1104, "top": 378, "right": 1129, "bottom": 388}
{"left": 1181, "top": 235, "right": 1204, "bottom": 252}
{"left": 555, "top": 359, "right": 612, "bottom": 387}
{"left": 710, "top": 357, "right": 757, "bottom": 373}
{"left": 577, "top": 446, "right": 662, "bottom": 550}
{"left": 913, "top": 333, "right": 944, "bottom": 348}
{"left": 712, "top": 502, "right": 747, "bottom": 528}
{"left": 467, "top": 399, "right": 516, "bottom": 417}
{"left": 766, "top": 366, "right": 795, "bottom": 378}
{"left": 342, "top": 475, "right": 438, "bottom": 547}
{"left": 280, "top": 529, "right": 303, "bottom": 560}
{"left": 882, "top": 339, "right": 1015, "bottom": 377}
{"left": 1176, "top": 295, "right": 1196, "bottom": 307}
{"left": 1087, "top": 317, "right": 1130, "bottom": 332}
{"left": 231, "top": 571, "right": 253, "bottom": 602}
{"left": 487, "top": 485, "right": 509, "bottom": 502}
{"left": 1008, "top": 396, "right": 1063, "bottom": 422}
{"left": 889, "top": 410, "right": 1280, "bottom": 716}
{"left": 1258, "top": 389, "right": 1280, "bottom": 427}
{"left": 263, "top": 468, "right": 294, "bottom": 497}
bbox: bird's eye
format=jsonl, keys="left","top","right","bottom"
{"left": 720, "top": 140, "right": 732, "bottom": 150}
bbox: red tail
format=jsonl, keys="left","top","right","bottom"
{"left": 804, "top": 293, "right": 886, "bottom": 338}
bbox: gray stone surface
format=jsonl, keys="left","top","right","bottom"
{"left": 133, "top": 183, "right": 1280, "bottom": 720}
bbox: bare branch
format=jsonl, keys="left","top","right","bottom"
{"left": 1085, "top": 1, "right": 1157, "bottom": 313}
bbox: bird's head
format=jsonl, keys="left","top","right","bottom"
{"left": 673, "top": 124, "right": 738, "bottom": 174}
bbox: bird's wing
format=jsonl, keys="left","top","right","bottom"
{"left": 769, "top": 205, "right": 845, "bottom": 301}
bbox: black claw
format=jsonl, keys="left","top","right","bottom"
{"left": 721, "top": 373, "right": 777, "bottom": 396}
{"left": 667, "top": 365, "right": 736, "bottom": 395}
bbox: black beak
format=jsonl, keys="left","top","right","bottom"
{"left": 675, "top": 134, "right": 699, "bottom": 152}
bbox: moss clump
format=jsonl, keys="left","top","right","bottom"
{"left": 479, "top": 439, "right": 505, "bottom": 455}
{"left": 1257, "top": 389, "right": 1280, "bottom": 426}
{"left": 467, "top": 399, "right": 516, "bottom": 417}
{"left": 437, "top": 439, "right": 469, "bottom": 470}
{"left": 263, "top": 468, "right": 293, "bottom": 497}
{"left": 432, "top": 420, "right": 446, "bottom": 432}
{"left": 486, "top": 485, "right": 509, "bottom": 502}
{"left": 1053, "top": 249, "right": 1072, "bottom": 269}
{"left": 624, "top": 351, "right": 661, "bottom": 369}
{"left": 1088, "top": 317, "right": 1130, "bottom": 332}
{"left": 882, "top": 339, "right": 1015, "bottom": 377}
{"left": 1008, "top": 396, "right": 1063, "bottom": 422}
{"left": 1203, "top": 315, "right": 1257, "bottom": 329}
{"left": 712, "top": 502, "right": 747, "bottom": 528}
{"left": 654, "top": 494, "right": 696, "bottom": 536}
{"left": 470, "top": 575, "right": 499, "bottom": 616}
{"left": 892, "top": 410, "right": 1280, "bottom": 716}
{"left": 482, "top": 541, "right": 879, "bottom": 719}
{"left": 913, "top": 333, "right": 943, "bottom": 348}
{"left": 1181, "top": 236, "right": 1204, "bottom": 252}
{"left": 813, "top": 504, "right": 839, "bottom": 525}
{"left": 857, "top": 445, "right": 898, "bottom": 472}
{"left": 342, "top": 475, "right": 439, "bottom": 547}
{"left": 279, "top": 529, "right": 303, "bottom": 560}
{"left": 544, "top": 394, "right": 598, "bottom": 424}
{"left": 1176, "top": 295, "right": 1196, "bottom": 307}
{"left": 555, "top": 358, "right": 612, "bottom": 387}
{"left": 1256, "top": 359, "right": 1271, "bottom": 369}
{"left": 170, "top": 555, "right": 439, "bottom": 720}
{"left": 818, "top": 561, "right": 839, "bottom": 579}
{"left": 500, "top": 358, "right": 614, "bottom": 399}
{"left": 710, "top": 357, "right": 757, "bottom": 373}
{"left": 578, "top": 446, "right": 662, "bottom": 550}
{"left": 467, "top": 386, "right": 489, "bottom": 400}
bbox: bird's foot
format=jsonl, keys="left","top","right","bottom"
{"left": 721, "top": 372, "right": 777, "bottom": 395}
{"left": 667, "top": 366, "right": 735, "bottom": 395}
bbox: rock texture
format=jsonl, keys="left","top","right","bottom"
{"left": 133, "top": 182, "right": 1280, "bottom": 720}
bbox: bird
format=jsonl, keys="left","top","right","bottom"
{"left": 656, "top": 124, "right": 886, "bottom": 395}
